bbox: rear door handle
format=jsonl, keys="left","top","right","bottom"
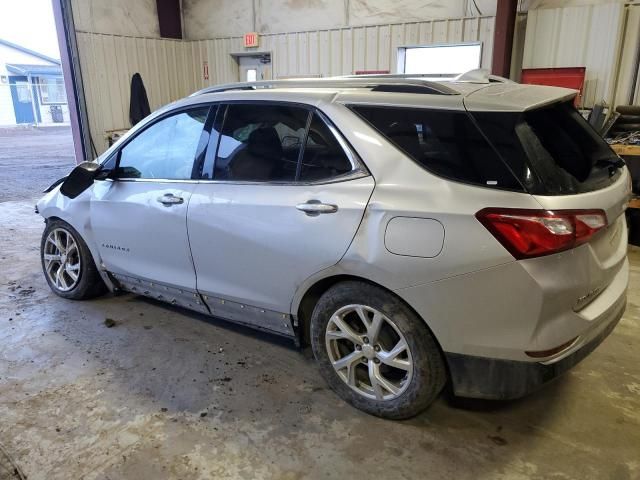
{"left": 296, "top": 200, "right": 338, "bottom": 216}
{"left": 157, "top": 193, "right": 184, "bottom": 206}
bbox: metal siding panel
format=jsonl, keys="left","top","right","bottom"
{"left": 330, "top": 29, "right": 342, "bottom": 76}
{"left": 352, "top": 27, "right": 365, "bottom": 73}
{"left": 523, "top": 3, "right": 625, "bottom": 107}
{"left": 463, "top": 17, "right": 479, "bottom": 42}
{"left": 449, "top": 19, "right": 463, "bottom": 43}
{"left": 275, "top": 34, "right": 288, "bottom": 78}
{"left": 418, "top": 21, "right": 433, "bottom": 44}
{"left": 115, "top": 37, "right": 130, "bottom": 127}
{"left": 76, "top": 33, "right": 102, "bottom": 153}
{"left": 261, "top": 35, "right": 276, "bottom": 78}
{"left": 433, "top": 20, "right": 447, "bottom": 43}
{"left": 555, "top": 7, "right": 589, "bottom": 66}
{"left": 287, "top": 33, "right": 298, "bottom": 75}
{"left": 378, "top": 25, "right": 391, "bottom": 72}
{"left": 299, "top": 32, "right": 310, "bottom": 74}
{"left": 342, "top": 29, "right": 353, "bottom": 74}
{"left": 479, "top": 17, "right": 494, "bottom": 70}
{"left": 309, "top": 31, "right": 320, "bottom": 74}
{"left": 389, "top": 24, "right": 405, "bottom": 72}
{"left": 405, "top": 23, "right": 419, "bottom": 46}
{"left": 319, "top": 30, "right": 331, "bottom": 77}
{"left": 365, "top": 26, "right": 378, "bottom": 70}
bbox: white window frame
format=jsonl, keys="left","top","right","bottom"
{"left": 38, "top": 76, "right": 67, "bottom": 105}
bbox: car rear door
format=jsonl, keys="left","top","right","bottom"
{"left": 187, "top": 102, "right": 374, "bottom": 335}
{"left": 91, "top": 106, "right": 212, "bottom": 295}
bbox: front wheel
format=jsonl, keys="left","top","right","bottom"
{"left": 310, "top": 281, "right": 446, "bottom": 419}
{"left": 40, "top": 219, "right": 107, "bottom": 300}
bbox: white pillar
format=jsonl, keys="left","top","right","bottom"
{"left": 27, "top": 74, "right": 39, "bottom": 126}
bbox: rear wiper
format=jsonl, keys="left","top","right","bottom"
{"left": 595, "top": 157, "right": 625, "bottom": 177}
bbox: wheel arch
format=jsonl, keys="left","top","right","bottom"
{"left": 41, "top": 216, "right": 117, "bottom": 292}
{"left": 294, "top": 273, "right": 447, "bottom": 364}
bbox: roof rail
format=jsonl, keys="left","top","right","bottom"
{"left": 453, "top": 68, "right": 514, "bottom": 84}
{"left": 190, "top": 76, "right": 460, "bottom": 97}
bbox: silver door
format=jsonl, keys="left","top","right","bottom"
{"left": 91, "top": 107, "right": 210, "bottom": 291}
{"left": 188, "top": 178, "right": 374, "bottom": 314}
{"left": 92, "top": 180, "right": 197, "bottom": 289}
{"left": 187, "top": 103, "right": 374, "bottom": 333}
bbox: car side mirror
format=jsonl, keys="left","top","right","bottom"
{"left": 60, "top": 161, "right": 102, "bottom": 199}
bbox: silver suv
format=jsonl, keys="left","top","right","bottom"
{"left": 37, "top": 73, "right": 630, "bottom": 419}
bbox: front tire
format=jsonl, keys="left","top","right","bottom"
{"left": 310, "top": 281, "right": 446, "bottom": 419}
{"left": 40, "top": 219, "right": 107, "bottom": 300}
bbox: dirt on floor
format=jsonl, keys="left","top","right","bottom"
{"left": 0, "top": 126, "right": 75, "bottom": 203}
{"left": 0, "top": 198, "right": 639, "bottom": 479}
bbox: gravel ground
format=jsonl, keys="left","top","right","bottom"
{"left": 0, "top": 127, "right": 76, "bottom": 203}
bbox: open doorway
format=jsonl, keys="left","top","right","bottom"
{"left": 234, "top": 53, "right": 272, "bottom": 82}
{"left": 0, "top": 0, "right": 75, "bottom": 202}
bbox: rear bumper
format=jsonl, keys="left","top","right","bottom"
{"left": 445, "top": 297, "right": 625, "bottom": 400}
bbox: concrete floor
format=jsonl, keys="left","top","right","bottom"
{"left": 1, "top": 129, "right": 639, "bottom": 479}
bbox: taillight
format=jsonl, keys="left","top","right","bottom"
{"left": 476, "top": 208, "right": 607, "bottom": 260}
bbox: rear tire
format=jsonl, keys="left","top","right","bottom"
{"left": 310, "top": 281, "right": 446, "bottom": 419}
{"left": 41, "top": 219, "right": 107, "bottom": 300}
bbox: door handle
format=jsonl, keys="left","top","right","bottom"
{"left": 157, "top": 193, "right": 184, "bottom": 206}
{"left": 296, "top": 200, "right": 338, "bottom": 216}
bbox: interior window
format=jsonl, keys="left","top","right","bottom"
{"left": 214, "top": 104, "right": 309, "bottom": 182}
{"left": 299, "top": 113, "right": 353, "bottom": 182}
{"left": 350, "top": 105, "right": 524, "bottom": 191}
{"left": 117, "top": 107, "right": 209, "bottom": 180}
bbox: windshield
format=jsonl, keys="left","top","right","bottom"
{"left": 472, "top": 101, "right": 622, "bottom": 195}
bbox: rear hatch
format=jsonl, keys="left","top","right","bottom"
{"left": 465, "top": 88, "right": 631, "bottom": 309}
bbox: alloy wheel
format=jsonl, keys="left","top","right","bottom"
{"left": 325, "top": 304, "right": 413, "bottom": 401}
{"left": 43, "top": 228, "right": 81, "bottom": 292}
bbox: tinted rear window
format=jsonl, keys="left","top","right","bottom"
{"left": 350, "top": 106, "right": 525, "bottom": 192}
{"left": 472, "top": 101, "right": 622, "bottom": 195}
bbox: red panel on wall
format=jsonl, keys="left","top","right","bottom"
{"left": 521, "top": 67, "right": 586, "bottom": 107}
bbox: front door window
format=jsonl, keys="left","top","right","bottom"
{"left": 118, "top": 108, "right": 209, "bottom": 180}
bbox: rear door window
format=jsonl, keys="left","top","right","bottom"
{"left": 350, "top": 105, "right": 525, "bottom": 191}
{"left": 299, "top": 113, "right": 354, "bottom": 182}
{"left": 214, "top": 104, "right": 309, "bottom": 182}
{"left": 472, "top": 101, "right": 622, "bottom": 195}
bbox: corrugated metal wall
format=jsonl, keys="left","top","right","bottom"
{"left": 522, "top": 3, "right": 626, "bottom": 108}
{"left": 76, "top": 33, "right": 199, "bottom": 152}
{"left": 76, "top": 15, "right": 495, "bottom": 154}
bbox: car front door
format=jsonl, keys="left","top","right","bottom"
{"left": 187, "top": 103, "right": 374, "bottom": 335}
{"left": 91, "top": 106, "right": 212, "bottom": 296}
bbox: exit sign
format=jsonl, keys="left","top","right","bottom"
{"left": 244, "top": 32, "right": 259, "bottom": 48}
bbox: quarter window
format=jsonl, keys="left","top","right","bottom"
{"left": 214, "top": 104, "right": 309, "bottom": 182}
{"left": 350, "top": 105, "right": 524, "bottom": 191}
{"left": 118, "top": 107, "right": 209, "bottom": 180}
